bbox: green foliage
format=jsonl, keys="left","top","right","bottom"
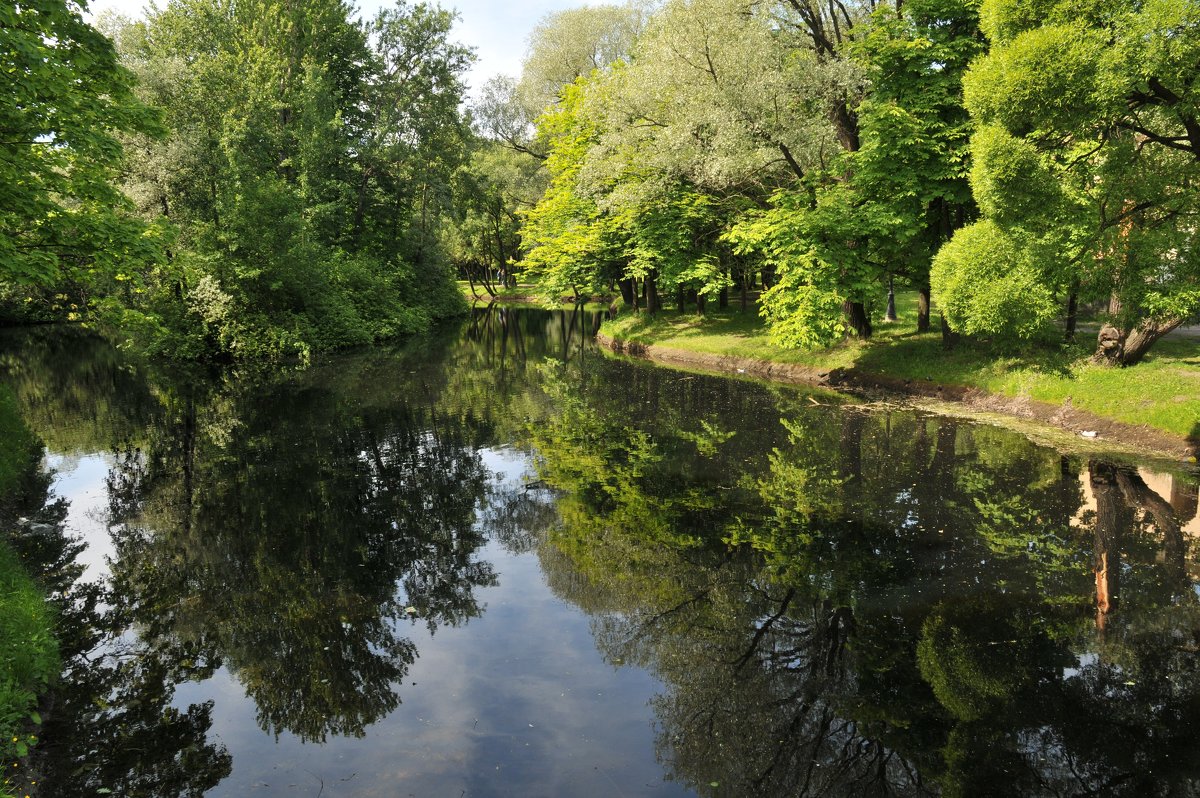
{"left": 519, "top": 2, "right": 646, "bottom": 111}
{"left": 917, "top": 599, "right": 1040, "bottom": 721}
{"left": 0, "top": 389, "right": 38, "bottom": 501}
{"left": 443, "top": 143, "right": 543, "bottom": 278}
{"left": 931, "top": 220, "right": 1061, "bottom": 338}
{"left": 728, "top": 184, "right": 888, "bottom": 346}
{"left": 95, "top": 0, "right": 473, "bottom": 360}
{"left": 941, "top": 0, "right": 1200, "bottom": 357}
{"left": 519, "top": 80, "right": 619, "bottom": 300}
{"left": 0, "top": 0, "right": 166, "bottom": 303}
{"left": 0, "top": 393, "right": 57, "bottom": 772}
{"left": 0, "top": 542, "right": 55, "bottom": 766}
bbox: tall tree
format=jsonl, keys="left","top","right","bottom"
{"left": 932, "top": 0, "right": 1200, "bottom": 365}
{"left": 0, "top": 0, "right": 165, "bottom": 305}
{"left": 107, "top": 0, "right": 473, "bottom": 359}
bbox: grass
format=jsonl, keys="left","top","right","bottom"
{"left": 0, "top": 541, "right": 55, "bottom": 793}
{"left": 601, "top": 292, "right": 1200, "bottom": 440}
{"left": 0, "top": 387, "right": 56, "bottom": 797}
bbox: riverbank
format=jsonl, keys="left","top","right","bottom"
{"left": 457, "top": 281, "right": 613, "bottom": 307}
{"left": 599, "top": 305, "right": 1200, "bottom": 462}
{"left": 0, "top": 388, "right": 56, "bottom": 798}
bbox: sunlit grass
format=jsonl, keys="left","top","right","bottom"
{"left": 601, "top": 292, "right": 1200, "bottom": 439}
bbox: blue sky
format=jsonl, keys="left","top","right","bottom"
{"left": 84, "top": 0, "right": 585, "bottom": 99}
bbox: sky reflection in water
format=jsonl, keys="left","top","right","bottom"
{"left": 1, "top": 307, "right": 1198, "bottom": 797}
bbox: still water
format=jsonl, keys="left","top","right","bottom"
{"left": 2, "top": 307, "right": 1199, "bottom": 797}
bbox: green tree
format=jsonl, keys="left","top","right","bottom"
{"left": 520, "top": 79, "right": 624, "bottom": 302}
{"left": 0, "top": 0, "right": 166, "bottom": 312}
{"left": 518, "top": 2, "right": 648, "bottom": 113}
{"left": 104, "top": 0, "right": 472, "bottom": 360}
{"left": 933, "top": 0, "right": 1200, "bottom": 364}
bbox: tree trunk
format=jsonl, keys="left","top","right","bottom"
{"left": 1064, "top": 289, "right": 1079, "bottom": 342}
{"left": 619, "top": 278, "right": 635, "bottom": 308}
{"left": 843, "top": 300, "right": 871, "bottom": 338}
{"left": 718, "top": 286, "right": 728, "bottom": 309}
{"left": 917, "top": 285, "right": 931, "bottom": 333}
{"left": 884, "top": 275, "right": 897, "bottom": 322}
{"left": 940, "top": 313, "right": 959, "bottom": 349}
{"left": 647, "top": 270, "right": 660, "bottom": 314}
{"left": 1089, "top": 460, "right": 1130, "bottom": 630}
{"left": 677, "top": 284, "right": 686, "bottom": 313}
{"left": 1170, "top": 478, "right": 1199, "bottom": 526}
{"left": 1115, "top": 468, "right": 1187, "bottom": 586}
{"left": 1092, "top": 317, "right": 1185, "bottom": 366}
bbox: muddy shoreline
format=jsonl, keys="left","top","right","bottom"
{"left": 597, "top": 331, "right": 1200, "bottom": 463}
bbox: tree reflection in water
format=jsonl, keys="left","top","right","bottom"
{"left": 3, "top": 316, "right": 1200, "bottom": 796}
{"left": 532, "top": 359, "right": 1200, "bottom": 796}
{"left": 99, "top": 364, "right": 501, "bottom": 743}
{"left": 0, "top": 322, "right": 531, "bottom": 792}
{"left": 0, "top": 380, "right": 230, "bottom": 798}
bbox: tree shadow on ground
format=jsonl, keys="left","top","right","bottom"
{"left": 851, "top": 325, "right": 1083, "bottom": 384}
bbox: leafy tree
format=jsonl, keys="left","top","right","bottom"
{"left": 518, "top": 2, "right": 648, "bottom": 113}
{"left": 0, "top": 0, "right": 166, "bottom": 315}
{"left": 520, "top": 79, "right": 625, "bottom": 302}
{"left": 933, "top": 0, "right": 1200, "bottom": 364}
{"left": 444, "top": 142, "right": 543, "bottom": 294}
{"left": 102, "top": 0, "right": 473, "bottom": 360}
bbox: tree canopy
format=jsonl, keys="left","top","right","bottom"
{"left": 3, "top": 0, "right": 1198, "bottom": 366}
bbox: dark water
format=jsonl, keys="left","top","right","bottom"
{"left": 2, "top": 307, "right": 1199, "bottom": 797}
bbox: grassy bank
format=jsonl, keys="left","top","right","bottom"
{"left": 0, "top": 387, "right": 57, "bottom": 798}
{"left": 0, "top": 542, "right": 55, "bottom": 756}
{"left": 601, "top": 295, "right": 1200, "bottom": 442}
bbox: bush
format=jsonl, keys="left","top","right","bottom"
{"left": 931, "top": 220, "right": 1061, "bottom": 339}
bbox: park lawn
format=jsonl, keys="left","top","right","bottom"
{"left": 601, "top": 293, "right": 1200, "bottom": 440}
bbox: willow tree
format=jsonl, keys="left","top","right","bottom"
{"left": 932, "top": 0, "right": 1200, "bottom": 365}
{"left": 586, "top": 0, "right": 836, "bottom": 313}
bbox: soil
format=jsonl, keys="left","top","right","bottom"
{"left": 597, "top": 332, "right": 1200, "bottom": 463}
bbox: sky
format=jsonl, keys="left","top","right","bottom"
{"left": 84, "top": 0, "right": 585, "bottom": 99}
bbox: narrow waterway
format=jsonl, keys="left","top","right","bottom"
{"left": 1, "top": 307, "right": 1198, "bottom": 797}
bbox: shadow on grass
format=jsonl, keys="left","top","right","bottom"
{"left": 851, "top": 325, "right": 1083, "bottom": 386}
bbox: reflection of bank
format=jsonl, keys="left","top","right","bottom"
{"left": 1077, "top": 464, "right": 1200, "bottom": 629}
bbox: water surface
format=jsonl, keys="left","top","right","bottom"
{"left": 2, "top": 307, "right": 1198, "bottom": 797}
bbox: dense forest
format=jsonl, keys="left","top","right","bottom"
{"left": 2, "top": 0, "right": 1198, "bottom": 365}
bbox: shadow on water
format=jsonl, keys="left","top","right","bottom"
{"left": 2, "top": 314, "right": 1200, "bottom": 796}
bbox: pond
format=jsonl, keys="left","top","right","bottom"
{"left": 2, "top": 307, "right": 1199, "bottom": 797}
